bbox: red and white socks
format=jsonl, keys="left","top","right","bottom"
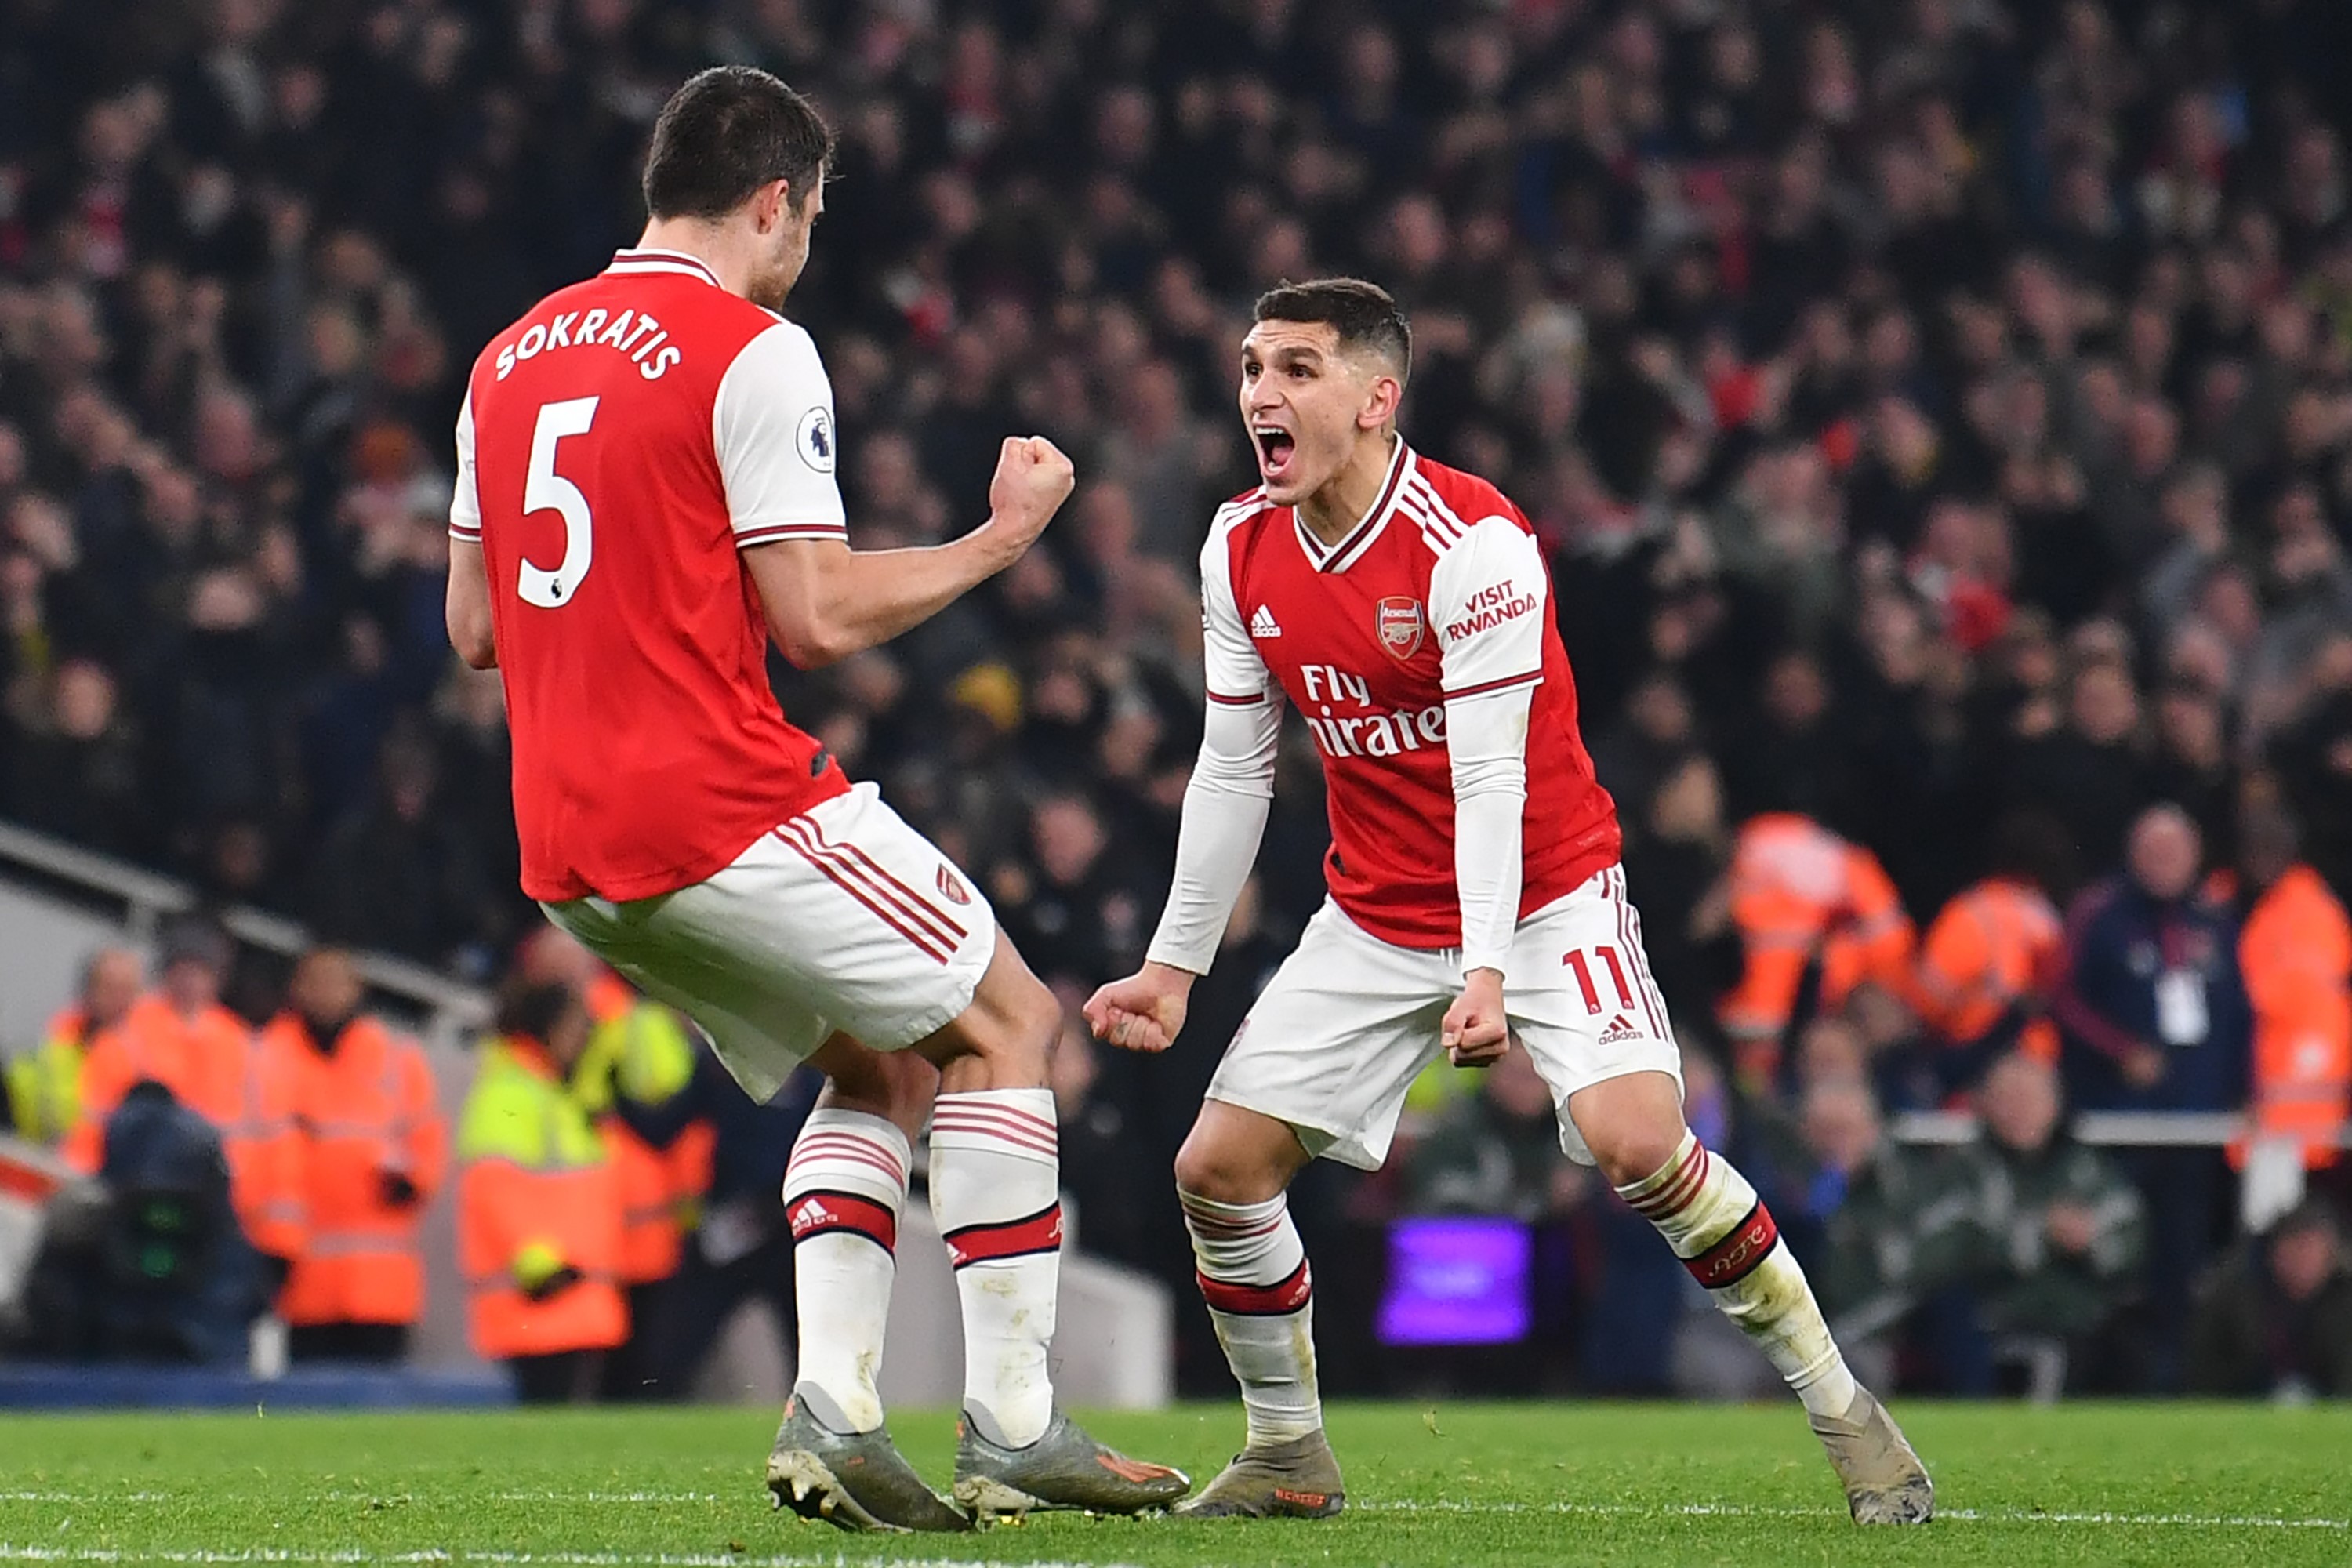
{"left": 782, "top": 1109, "right": 911, "bottom": 1433}
{"left": 1180, "top": 1188, "right": 1322, "bottom": 1446}
{"left": 1617, "top": 1130, "right": 1858, "bottom": 1418}
{"left": 929, "top": 1087, "right": 1063, "bottom": 1449}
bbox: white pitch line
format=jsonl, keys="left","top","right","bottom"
{"left": 4, "top": 1493, "right": 2347, "bottom": 1537}
{"left": 1356, "top": 1498, "right": 2352, "bottom": 1530}
{"left": 0, "top": 1551, "right": 1144, "bottom": 1568}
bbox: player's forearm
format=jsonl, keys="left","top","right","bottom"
{"left": 1145, "top": 704, "right": 1279, "bottom": 973}
{"left": 754, "top": 528, "right": 1018, "bottom": 668}
{"left": 445, "top": 539, "right": 497, "bottom": 668}
{"left": 1448, "top": 687, "right": 1533, "bottom": 977}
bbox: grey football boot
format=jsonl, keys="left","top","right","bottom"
{"left": 950, "top": 1403, "right": 1191, "bottom": 1521}
{"left": 1174, "top": 1430, "right": 1346, "bottom": 1519}
{"left": 765, "top": 1384, "right": 971, "bottom": 1533}
{"left": 1809, "top": 1387, "right": 1934, "bottom": 1524}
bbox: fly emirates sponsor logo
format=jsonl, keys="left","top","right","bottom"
{"left": 1298, "top": 662, "right": 1445, "bottom": 760}
{"left": 495, "top": 307, "right": 684, "bottom": 383}
{"left": 1443, "top": 578, "right": 1538, "bottom": 642}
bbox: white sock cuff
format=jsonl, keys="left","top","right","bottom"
{"left": 785, "top": 1109, "right": 912, "bottom": 1210}
{"left": 1178, "top": 1189, "right": 1286, "bottom": 1231}
{"left": 929, "top": 1087, "right": 1058, "bottom": 1168}
{"left": 1179, "top": 1186, "right": 1306, "bottom": 1287}
{"left": 1613, "top": 1128, "right": 1702, "bottom": 1207}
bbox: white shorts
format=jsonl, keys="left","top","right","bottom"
{"left": 1209, "top": 866, "right": 1683, "bottom": 1170}
{"left": 541, "top": 782, "right": 995, "bottom": 1102}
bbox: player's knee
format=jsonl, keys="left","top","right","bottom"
{"left": 968, "top": 966, "right": 1060, "bottom": 1080}
{"left": 1585, "top": 1116, "right": 1690, "bottom": 1189}
{"left": 1173, "top": 1128, "right": 1281, "bottom": 1207}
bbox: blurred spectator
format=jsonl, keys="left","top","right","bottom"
{"left": 1617, "top": 753, "right": 1740, "bottom": 1033}
{"left": 574, "top": 993, "right": 716, "bottom": 1400}
{"left": 456, "top": 979, "right": 626, "bottom": 1404}
{"left": 256, "top": 948, "right": 444, "bottom": 1364}
{"left": 1752, "top": 1076, "right": 1946, "bottom": 1389}
{"left": 2187, "top": 1199, "right": 2352, "bottom": 1400}
{"left": 1910, "top": 811, "right": 2075, "bottom": 1097}
{"left": 2054, "top": 803, "right": 2251, "bottom": 1369}
{"left": 63, "top": 916, "right": 303, "bottom": 1278}
{"left": 5, "top": 1083, "right": 273, "bottom": 1364}
{"left": 1922, "top": 1052, "right": 2148, "bottom": 1396}
{"left": 4, "top": 945, "right": 140, "bottom": 1146}
{"left": 2056, "top": 804, "right": 2252, "bottom": 1113}
{"left": 1717, "top": 811, "right": 1914, "bottom": 1087}
{"left": 2233, "top": 803, "right": 2352, "bottom": 1173}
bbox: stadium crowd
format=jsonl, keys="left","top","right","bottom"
{"left": 4, "top": 0, "right": 2352, "bottom": 1397}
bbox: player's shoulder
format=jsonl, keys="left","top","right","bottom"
{"left": 1203, "top": 485, "right": 1277, "bottom": 557}
{"left": 1399, "top": 449, "right": 1533, "bottom": 557}
{"left": 1210, "top": 485, "right": 1276, "bottom": 533}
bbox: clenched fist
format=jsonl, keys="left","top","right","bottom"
{"left": 1442, "top": 967, "right": 1511, "bottom": 1067}
{"left": 1084, "top": 961, "right": 1195, "bottom": 1054}
{"left": 986, "top": 435, "right": 1077, "bottom": 550}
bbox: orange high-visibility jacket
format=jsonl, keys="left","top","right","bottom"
{"left": 66, "top": 994, "right": 307, "bottom": 1260}
{"left": 456, "top": 1037, "right": 626, "bottom": 1360}
{"left": 574, "top": 999, "right": 715, "bottom": 1285}
{"left": 260, "top": 1014, "right": 448, "bottom": 1327}
{"left": 1719, "top": 814, "right": 1915, "bottom": 1073}
{"left": 1915, "top": 876, "right": 2065, "bottom": 1062}
{"left": 2238, "top": 866, "right": 2352, "bottom": 1170}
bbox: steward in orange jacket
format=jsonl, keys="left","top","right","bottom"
{"left": 2234, "top": 810, "right": 2352, "bottom": 1171}
{"left": 1912, "top": 813, "right": 2077, "bottom": 1094}
{"left": 261, "top": 949, "right": 448, "bottom": 1360}
{"left": 64, "top": 920, "right": 305, "bottom": 1270}
{"left": 519, "top": 932, "right": 716, "bottom": 1397}
{"left": 457, "top": 979, "right": 626, "bottom": 1403}
{"left": 1718, "top": 813, "right": 1915, "bottom": 1083}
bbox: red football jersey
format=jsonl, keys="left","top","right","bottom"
{"left": 452, "top": 249, "right": 851, "bottom": 903}
{"left": 1202, "top": 441, "right": 1621, "bottom": 948}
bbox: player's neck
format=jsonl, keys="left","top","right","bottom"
{"left": 634, "top": 220, "right": 753, "bottom": 299}
{"left": 1295, "top": 430, "right": 1399, "bottom": 547}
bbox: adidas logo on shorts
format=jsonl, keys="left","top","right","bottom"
{"left": 1598, "top": 1014, "right": 1643, "bottom": 1046}
{"left": 1250, "top": 604, "right": 1283, "bottom": 637}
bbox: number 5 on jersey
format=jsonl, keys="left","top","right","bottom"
{"left": 520, "top": 396, "right": 599, "bottom": 607}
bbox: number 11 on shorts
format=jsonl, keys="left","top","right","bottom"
{"left": 1563, "top": 945, "right": 1635, "bottom": 1015}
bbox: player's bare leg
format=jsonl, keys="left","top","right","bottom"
{"left": 905, "top": 931, "right": 1188, "bottom": 1521}
{"left": 1168, "top": 1098, "right": 1347, "bottom": 1519}
{"left": 1569, "top": 1070, "right": 1933, "bottom": 1525}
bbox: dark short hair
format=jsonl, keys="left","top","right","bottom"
{"left": 1253, "top": 278, "right": 1412, "bottom": 382}
{"left": 642, "top": 66, "right": 833, "bottom": 221}
{"left": 495, "top": 978, "right": 580, "bottom": 1045}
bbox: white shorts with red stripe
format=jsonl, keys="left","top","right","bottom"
{"left": 541, "top": 782, "right": 994, "bottom": 1102}
{"left": 1209, "top": 866, "right": 1682, "bottom": 1170}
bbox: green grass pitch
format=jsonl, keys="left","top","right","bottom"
{"left": 1, "top": 1402, "right": 2346, "bottom": 1567}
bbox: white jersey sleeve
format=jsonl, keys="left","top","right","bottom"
{"left": 1145, "top": 517, "right": 1279, "bottom": 975}
{"left": 448, "top": 391, "right": 481, "bottom": 543}
{"left": 712, "top": 321, "right": 849, "bottom": 549}
{"left": 1431, "top": 516, "right": 1547, "bottom": 976}
{"left": 1430, "top": 516, "right": 1548, "bottom": 699}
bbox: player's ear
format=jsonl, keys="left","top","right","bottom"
{"left": 1359, "top": 369, "right": 1403, "bottom": 431}
{"left": 752, "top": 178, "right": 791, "bottom": 234}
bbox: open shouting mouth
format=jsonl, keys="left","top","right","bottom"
{"left": 1253, "top": 423, "right": 1298, "bottom": 485}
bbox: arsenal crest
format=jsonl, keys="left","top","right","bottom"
{"left": 937, "top": 864, "right": 972, "bottom": 906}
{"left": 1375, "top": 595, "right": 1425, "bottom": 662}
